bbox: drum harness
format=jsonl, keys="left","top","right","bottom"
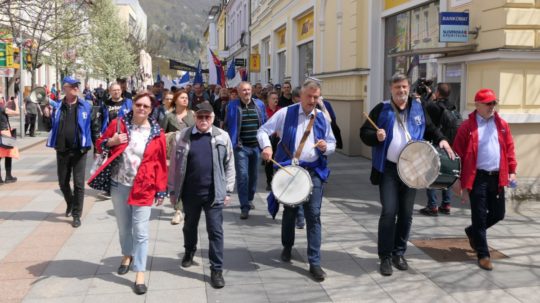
{"left": 391, "top": 101, "right": 412, "bottom": 143}
{"left": 280, "top": 112, "right": 317, "bottom": 166}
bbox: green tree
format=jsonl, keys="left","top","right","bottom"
{"left": 85, "top": 0, "right": 137, "bottom": 83}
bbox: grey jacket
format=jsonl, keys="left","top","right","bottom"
{"left": 168, "top": 125, "right": 235, "bottom": 206}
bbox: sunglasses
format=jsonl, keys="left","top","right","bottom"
{"left": 196, "top": 115, "right": 212, "bottom": 120}
{"left": 135, "top": 103, "right": 151, "bottom": 109}
{"left": 483, "top": 101, "right": 497, "bottom": 106}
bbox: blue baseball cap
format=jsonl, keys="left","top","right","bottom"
{"left": 62, "top": 76, "right": 80, "bottom": 86}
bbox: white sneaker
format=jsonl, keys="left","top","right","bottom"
{"left": 171, "top": 210, "right": 184, "bottom": 225}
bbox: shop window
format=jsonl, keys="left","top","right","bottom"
{"left": 298, "top": 41, "right": 313, "bottom": 85}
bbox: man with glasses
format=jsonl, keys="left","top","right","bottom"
{"left": 168, "top": 101, "right": 235, "bottom": 289}
{"left": 47, "top": 76, "right": 94, "bottom": 227}
{"left": 224, "top": 82, "right": 267, "bottom": 219}
{"left": 453, "top": 88, "right": 517, "bottom": 271}
{"left": 92, "top": 83, "right": 132, "bottom": 199}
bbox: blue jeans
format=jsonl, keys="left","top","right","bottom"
{"left": 182, "top": 194, "right": 224, "bottom": 271}
{"left": 282, "top": 172, "right": 323, "bottom": 266}
{"left": 378, "top": 161, "right": 416, "bottom": 258}
{"left": 469, "top": 172, "right": 505, "bottom": 258}
{"left": 426, "top": 189, "right": 452, "bottom": 208}
{"left": 234, "top": 145, "right": 260, "bottom": 212}
{"left": 111, "top": 181, "right": 152, "bottom": 272}
{"left": 296, "top": 206, "right": 305, "bottom": 227}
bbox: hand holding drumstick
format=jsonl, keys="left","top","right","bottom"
{"left": 363, "top": 112, "right": 386, "bottom": 142}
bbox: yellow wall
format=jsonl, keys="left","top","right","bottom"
{"left": 511, "top": 123, "right": 540, "bottom": 178}
{"left": 466, "top": 61, "right": 540, "bottom": 113}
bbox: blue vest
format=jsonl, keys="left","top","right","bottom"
{"left": 47, "top": 97, "right": 93, "bottom": 150}
{"left": 274, "top": 104, "right": 330, "bottom": 181}
{"left": 372, "top": 99, "right": 426, "bottom": 173}
{"left": 225, "top": 98, "right": 266, "bottom": 148}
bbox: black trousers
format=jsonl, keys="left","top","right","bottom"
{"left": 182, "top": 194, "right": 224, "bottom": 271}
{"left": 56, "top": 150, "right": 87, "bottom": 218}
{"left": 25, "top": 113, "right": 37, "bottom": 135}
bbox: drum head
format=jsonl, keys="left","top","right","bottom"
{"left": 271, "top": 166, "right": 313, "bottom": 206}
{"left": 397, "top": 141, "right": 440, "bottom": 189}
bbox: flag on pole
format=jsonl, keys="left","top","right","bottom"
{"left": 208, "top": 48, "right": 226, "bottom": 87}
{"left": 178, "top": 72, "right": 190, "bottom": 88}
{"left": 226, "top": 58, "right": 236, "bottom": 80}
{"left": 239, "top": 68, "right": 248, "bottom": 81}
{"left": 193, "top": 60, "right": 203, "bottom": 85}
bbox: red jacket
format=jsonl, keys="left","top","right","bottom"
{"left": 452, "top": 111, "right": 517, "bottom": 191}
{"left": 88, "top": 116, "right": 168, "bottom": 206}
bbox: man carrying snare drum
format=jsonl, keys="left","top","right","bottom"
{"left": 257, "top": 79, "right": 336, "bottom": 282}
{"left": 360, "top": 73, "right": 454, "bottom": 276}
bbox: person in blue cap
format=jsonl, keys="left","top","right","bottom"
{"left": 47, "top": 76, "right": 94, "bottom": 228}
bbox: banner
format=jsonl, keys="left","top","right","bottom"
{"left": 250, "top": 54, "right": 260, "bottom": 72}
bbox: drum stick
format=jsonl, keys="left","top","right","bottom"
{"left": 363, "top": 112, "right": 380, "bottom": 131}
{"left": 268, "top": 158, "right": 293, "bottom": 176}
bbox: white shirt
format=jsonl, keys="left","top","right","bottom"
{"left": 112, "top": 124, "right": 151, "bottom": 186}
{"left": 192, "top": 125, "right": 213, "bottom": 135}
{"left": 476, "top": 113, "right": 500, "bottom": 171}
{"left": 386, "top": 117, "right": 409, "bottom": 163}
{"left": 257, "top": 106, "right": 336, "bottom": 163}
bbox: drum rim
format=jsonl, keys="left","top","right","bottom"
{"left": 271, "top": 165, "right": 313, "bottom": 206}
{"left": 397, "top": 141, "right": 441, "bottom": 189}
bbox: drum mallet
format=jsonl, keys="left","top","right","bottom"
{"left": 363, "top": 112, "right": 380, "bottom": 130}
{"left": 268, "top": 158, "right": 293, "bottom": 176}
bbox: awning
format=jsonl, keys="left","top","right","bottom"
{"left": 388, "top": 44, "right": 477, "bottom": 58}
{"left": 169, "top": 59, "right": 209, "bottom": 73}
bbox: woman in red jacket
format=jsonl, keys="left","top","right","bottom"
{"left": 88, "top": 91, "right": 167, "bottom": 295}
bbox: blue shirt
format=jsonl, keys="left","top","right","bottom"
{"left": 476, "top": 113, "right": 500, "bottom": 171}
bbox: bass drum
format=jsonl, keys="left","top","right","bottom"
{"left": 271, "top": 165, "right": 313, "bottom": 207}
{"left": 397, "top": 141, "right": 460, "bottom": 189}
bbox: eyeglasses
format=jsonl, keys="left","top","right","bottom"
{"left": 483, "top": 101, "right": 497, "bottom": 106}
{"left": 135, "top": 103, "right": 151, "bottom": 109}
{"left": 196, "top": 115, "right": 212, "bottom": 120}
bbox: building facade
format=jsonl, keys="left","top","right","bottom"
{"left": 225, "top": 0, "right": 250, "bottom": 69}
{"left": 113, "top": 0, "right": 148, "bottom": 42}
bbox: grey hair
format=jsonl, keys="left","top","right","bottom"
{"left": 109, "top": 83, "right": 121, "bottom": 90}
{"left": 237, "top": 81, "right": 252, "bottom": 89}
{"left": 301, "top": 79, "right": 321, "bottom": 92}
{"left": 389, "top": 73, "right": 410, "bottom": 85}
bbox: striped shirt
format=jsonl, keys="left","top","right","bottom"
{"left": 240, "top": 100, "right": 260, "bottom": 146}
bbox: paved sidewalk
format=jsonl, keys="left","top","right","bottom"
{"left": 0, "top": 142, "right": 539, "bottom": 303}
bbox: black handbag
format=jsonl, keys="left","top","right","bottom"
{"left": 0, "top": 115, "right": 16, "bottom": 149}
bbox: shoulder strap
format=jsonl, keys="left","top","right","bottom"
{"left": 390, "top": 101, "right": 412, "bottom": 142}
{"left": 294, "top": 112, "right": 316, "bottom": 160}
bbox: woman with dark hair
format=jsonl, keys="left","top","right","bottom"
{"left": 160, "top": 90, "right": 195, "bottom": 225}
{"left": 263, "top": 91, "right": 280, "bottom": 191}
{"left": 88, "top": 91, "right": 167, "bottom": 295}
{"left": 0, "top": 94, "right": 20, "bottom": 184}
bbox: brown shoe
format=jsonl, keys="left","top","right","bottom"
{"left": 478, "top": 257, "right": 493, "bottom": 271}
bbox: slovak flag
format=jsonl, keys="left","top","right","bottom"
{"left": 208, "top": 48, "right": 226, "bottom": 87}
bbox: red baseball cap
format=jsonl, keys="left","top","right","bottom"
{"left": 474, "top": 89, "right": 498, "bottom": 103}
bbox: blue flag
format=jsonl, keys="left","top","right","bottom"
{"left": 226, "top": 58, "right": 236, "bottom": 80}
{"left": 193, "top": 60, "right": 203, "bottom": 85}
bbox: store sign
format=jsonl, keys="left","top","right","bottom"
{"left": 439, "top": 12, "right": 469, "bottom": 43}
{"left": 249, "top": 54, "right": 260, "bottom": 72}
{"left": 235, "top": 58, "right": 246, "bottom": 67}
{"left": 0, "top": 68, "right": 15, "bottom": 77}
{"left": 296, "top": 12, "right": 314, "bottom": 41}
{"left": 384, "top": 0, "right": 410, "bottom": 10}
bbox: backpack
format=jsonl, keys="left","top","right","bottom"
{"left": 438, "top": 102, "right": 462, "bottom": 144}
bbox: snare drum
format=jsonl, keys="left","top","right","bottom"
{"left": 397, "top": 141, "right": 460, "bottom": 189}
{"left": 271, "top": 165, "right": 313, "bottom": 207}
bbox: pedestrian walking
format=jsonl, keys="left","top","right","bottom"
{"left": 88, "top": 91, "right": 167, "bottom": 295}
{"left": 278, "top": 81, "right": 294, "bottom": 107}
{"left": 24, "top": 95, "right": 43, "bottom": 137}
{"left": 258, "top": 79, "right": 336, "bottom": 281}
{"left": 0, "top": 93, "right": 20, "bottom": 184}
{"left": 453, "top": 88, "right": 517, "bottom": 271}
{"left": 168, "top": 101, "right": 235, "bottom": 289}
{"left": 224, "top": 81, "right": 267, "bottom": 219}
{"left": 46, "top": 76, "right": 94, "bottom": 228}
{"left": 360, "top": 73, "right": 453, "bottom": 276}
{"left": 420, "top": 83, "right": 462, "bottom": 216}
{"left": 263, "top": 91, "right": 280, "bottom": 191}
{"left": 160, "top": 91, "right": 196, "bottom": 225}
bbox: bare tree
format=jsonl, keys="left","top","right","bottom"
{"left": 0, "top": 0, "right": 92, "bottom": 87}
